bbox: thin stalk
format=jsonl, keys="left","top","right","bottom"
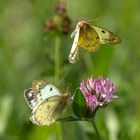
{"left": 57, "top": 123, "right": 63, "bottom": 140}
{"left": 91, "top": 119, "right": 102, "bottom": 140}
{"left": 54, "top": 36, "right": 61, "bottom": 84}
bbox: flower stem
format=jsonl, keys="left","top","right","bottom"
{"left": 91, "top": 119, "right": 102, "bottom": 140}
{"left": 54, "top": 36, "right": 61, "bottom": 84}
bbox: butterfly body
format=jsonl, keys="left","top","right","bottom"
{"left": 69, "top": 20, "right": 121, "bottom": 63}
{"left": 24, "top": 80, "right": 71, "bottom": 126}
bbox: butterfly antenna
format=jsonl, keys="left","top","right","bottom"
{"left": 73, "top": 17, "right": 90, "bottom": 24}
{"left": 73, "top": 17, "right": 101, "bottom": 25}
{"left": 87, "top": 17, "right": 101, "bottom": 23}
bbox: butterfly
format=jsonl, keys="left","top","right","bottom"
{"left": 69, "top": 20, "right": 121, "bottom": 63}
{"left": 24, "top": 80, "right": 71, "bottom": 126}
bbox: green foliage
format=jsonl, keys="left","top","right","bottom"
{"left": 73, "top": 88, "right": 87, "bottom": 118}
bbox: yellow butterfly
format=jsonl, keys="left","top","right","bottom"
{"left": 24, "top": 80, "right": 71, "bottom": 126}
{"left": 69, "top": 20, "right": 121, "bottom": 63}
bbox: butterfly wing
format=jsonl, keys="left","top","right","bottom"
{"left": 92, "top": 25, "right": 121, "bottom": 44}
{"left": 31, "top": 95, "right": 69, "bottom": 126}
{"left": 24, "top": 88, "right": 37, "bottom": 109}
{"left": 32, "top": 80, "right": 61, "bottom": 102}
{"left": 24, "top": 81, "right": 61, "bottom": 108}
{"left": 32, "top": 80, "right": 47, "bottom": 95}
{"left": 39, "top": 84, "right": 61, "bottom": 100}
{"left": 77, "top": 23, "right": 100, "bottom": 52}
{"left": 69, "top": 28, "right": 80, "bottom": 63}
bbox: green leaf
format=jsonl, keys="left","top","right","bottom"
{"left": 72, "top": 88, "right": 87, "bottom": 118}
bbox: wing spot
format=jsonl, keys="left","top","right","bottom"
{"left": 96, "top": 36, "right": 99, "bottom": 39}
{"left": 50, "top": 87, "right": 53, "bottom": 91}
{"left": 101, "top": 30, "right": 106, "bottom": 33}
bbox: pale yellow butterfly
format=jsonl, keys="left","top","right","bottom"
{"left": 24, "top": 80, "right": 71, "bottom": 126}
{"left": 69, "top": 20, "right": 121, "bottom": 63}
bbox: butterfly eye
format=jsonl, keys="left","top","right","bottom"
{"left": 50, "top": 87, "right": 53, "bottom": 91}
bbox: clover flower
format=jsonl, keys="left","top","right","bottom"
{"left": 80, "top": 76, "right": 117, "bottom": 113}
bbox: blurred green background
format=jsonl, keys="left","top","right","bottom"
{"left": 0, "top": 0, "right": 140, "bottom": 140}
